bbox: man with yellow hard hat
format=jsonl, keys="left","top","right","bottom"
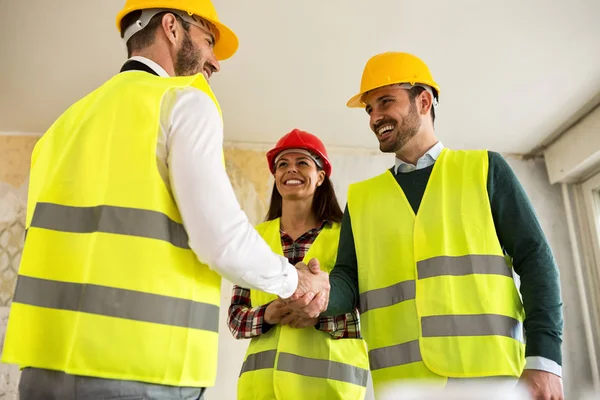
{"left": 1, "top": 1, "right": 329, "bottom": 398}
{"left": 289, "top": 52, "right": 564, "bottom": 400}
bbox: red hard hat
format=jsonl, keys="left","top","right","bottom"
{"left": 266, "top": 129, "right": 332, "bottom": 177}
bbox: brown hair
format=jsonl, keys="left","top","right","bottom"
{"left": 265, "top": 174, "right": 343, "bottom": 223}
{"left": 120, "top": 10, "right": 190, "bottom": 57}
{"left": 407, "top": 86, "right": 436, "bottom": 125}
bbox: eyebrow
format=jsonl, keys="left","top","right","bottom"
{"left": 376, "top": 94, "right": 394, "bottom": 103}
{"left": 277, "top": 156, "right": 311, "bottom": 163}
{"left": 191, "top": 16, "right": 216, "bottom": 45}
{"left": 200, "top": 27, "right": 215, "bottom": 46}
{"left": 366, "top": 94, "right": 395, "bottom": 113}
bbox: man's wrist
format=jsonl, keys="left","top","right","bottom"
{"left": 525, "top": 333, "right": 562, "bottom": 367}
{"left": 524, "top": 356, "right": 562, "bottom": 378}
{"left": 261, "top": 321, "right": 275, "bottom": 334}
{"left": 257, "top": 304, "right": 274, "bottom": 334}
{"left": 278, "top": 261, "right": 299, "bottom": 299}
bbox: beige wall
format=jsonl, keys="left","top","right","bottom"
{"left": 0, "top": 135, "right": 595, "bottom": 399}
{"left": 0, "top": 135, "right": 38, "bottom": 399}
{"left": 0, "top": 136, "right": 38, "bottom": 306}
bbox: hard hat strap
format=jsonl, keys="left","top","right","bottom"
{"left": 397, "top": 83, "right": 439, "bottom": 107}
{"left": 122, "top": 8, "right": 216, "bottom": 43}
{"left": 274, "top": 149, "right": 324, "bottom": 170}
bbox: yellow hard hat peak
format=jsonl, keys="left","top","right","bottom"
{"left": 347, "top": 52, "right": 440, "bottom": 108}
{"left": 116, "top": 0, "right": 238, "bottom": 61}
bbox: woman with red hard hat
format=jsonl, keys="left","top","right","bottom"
{"left": 228, "top": 129, "right": 369, "bottom": 400}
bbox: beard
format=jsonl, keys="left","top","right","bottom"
{"left": 379, "top": 101, "right": 422, "bottom": 153}
{"left": 174, "top": 30, "right": 204, "bottom": 77}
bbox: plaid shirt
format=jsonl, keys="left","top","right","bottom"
{"left": 227, "top": 221, "right": 361, "bottom": 340}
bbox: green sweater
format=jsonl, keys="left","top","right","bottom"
{"left": 325, "top": 151, "right": 564, "bottom": 366}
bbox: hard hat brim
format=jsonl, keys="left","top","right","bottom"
{"left": 346, "top": 81, "right": 441, "bottom": 109}
{"left": 346, "top": 91, "right": 366, "bottom": 108}
{"left": 204, "top": 18, "right": 238, "bottom": 61}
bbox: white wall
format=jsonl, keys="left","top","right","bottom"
{"left": 544, "top": 104, "right": 600, "bottom": 183}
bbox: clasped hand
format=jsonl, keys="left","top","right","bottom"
{"left": 265, "top": 258, "right": 330, "bottom": 328}
{"left": 264, "top": 298, "right": 319, "bottom": 328}
{"left": 278, "top": 258, "right": 330, "bottom": 320}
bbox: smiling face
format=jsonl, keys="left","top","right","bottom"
{"left": 364, "top": 85, "right": 422, "bottom": 153}
{"left": 273, "top": 152, "right": 326, "bottom": 201}
{"left": 173, "top": 17, "right": 220, "bottom": 81}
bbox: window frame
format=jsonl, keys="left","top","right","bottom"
{"left": 572, "top": 170, "right": 600, "bottom": 389}
{"left": 581, "top": 172, "right": 600, "bottom": 270}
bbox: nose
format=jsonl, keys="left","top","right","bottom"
{"left": 208, "top": 52, "right": 220, "bottom": 74}
{"left": 370, "top": 111, "right": 384, "bottom": 132}
{"left": 284, "top": 164, "right": 298, "bottom": 174}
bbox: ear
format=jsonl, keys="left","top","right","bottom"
{"left": 316, "top": 170, "right": 326, "bottom": 187}
{"left": 160, "top": 13, "right": 180, "bottom": 46}
{"left": 418, "top": 90, "right": 433, "bottom": 117}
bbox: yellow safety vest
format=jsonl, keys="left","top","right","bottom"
{"left": 237, "top": 219, "right": 370, "bottom": 400}
{"left": 347, "top": 149, "right": 525, "bottom": 393}
{"left": 1, "top": 71, "right": 223, "bottom": 388}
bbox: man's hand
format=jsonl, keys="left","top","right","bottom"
{"left": 264, "top": 299, "right": 292, "bottom": 325}
{"left": 284, "top": 291, "right": 328, "bottom": 319}
{"left": 280, "top": 312, "right": 320, "bottom": 329}
{"left": 519, "top": 369, "right": 564, "bottom": 400}
{"left": 283, "top": 258, "right": 330, "bottom": 318}
{"left": 290, "top": 259, "right": 327, "bottom": 298}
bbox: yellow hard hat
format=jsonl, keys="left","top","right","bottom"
{"left": 347, "top": 52, "right": 440, "bottom": 108}
{"left": 116, "top": 0, "right": 238, "bottom": 61}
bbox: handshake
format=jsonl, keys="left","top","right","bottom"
{"left": 265, "top": 259, "right": 330, "bottom": 329}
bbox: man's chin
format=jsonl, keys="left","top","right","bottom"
{"left": 379, "top": 143, "right": 397, "bottom": 153}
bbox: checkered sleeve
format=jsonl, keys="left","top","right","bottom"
{"left": 227, "top": 285, "right": 274, "bottom": 339}
{"left": 316, "top": 308, "right": 362, "bottom": 339}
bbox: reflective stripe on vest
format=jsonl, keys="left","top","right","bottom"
{"left": 30, "top": 203, "right": 190, "bottom": 249}
{"left": 240, "top": 351, "right": 369, "bottom": 387}
{"left": 348, "top": 149, "right": 525, "bottom": 387}
{"left": 14, "top": 275, "right": 219, "bottom": 332}
{"left": 417, "top": 255, "right": 512, "bottom": 279}
{"left": 369, "top": 341, "right": 422, "bottom": 370}
{"left": 359, "top": 280, "right": 415, "bottom": 313}
{"left": 277, "top": 353, "right": 369, "bottom": 387}
{"left": 360, "top": 255, "right": 511, "bottom": 314}
{"left": 368, "top": 313, "right": 524, "bottom": 370}
{"left": 422, "top": 314, "right": 523, "bottom": 341}
{"left": 240, "top": 350, "right": 277, "bottom": 375}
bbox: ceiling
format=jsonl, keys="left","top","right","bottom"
{"left": 1, "top": 0, "right": 599, "bottom": 154}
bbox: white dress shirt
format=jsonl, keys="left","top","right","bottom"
{"left": 394, "top": 140, "right": 445, "bottom": 174}
{"left": 124, "top": 56, "right": 298, "bottom": 298}
{"left": 395, "top": 141, "right": 561, "bottom": 377}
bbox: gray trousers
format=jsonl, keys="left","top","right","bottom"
{"left": 18, "top": 368, "right": 205, "bottom": 400}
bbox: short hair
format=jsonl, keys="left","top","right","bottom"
{"left": 407, "top": 85, "right": 436, "bottom": 125}
{"left": 120, "top": 10, "right": 190, "bottom": 57}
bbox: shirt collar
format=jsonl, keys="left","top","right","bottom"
{"left": 277, "top": 219, "right": 332, "bottom": 234}
{"left": 127, "top": 56, "right": 170, "bottom": 78}
{"left": 394, "top": 141, "right": 445, "bottom": 174}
